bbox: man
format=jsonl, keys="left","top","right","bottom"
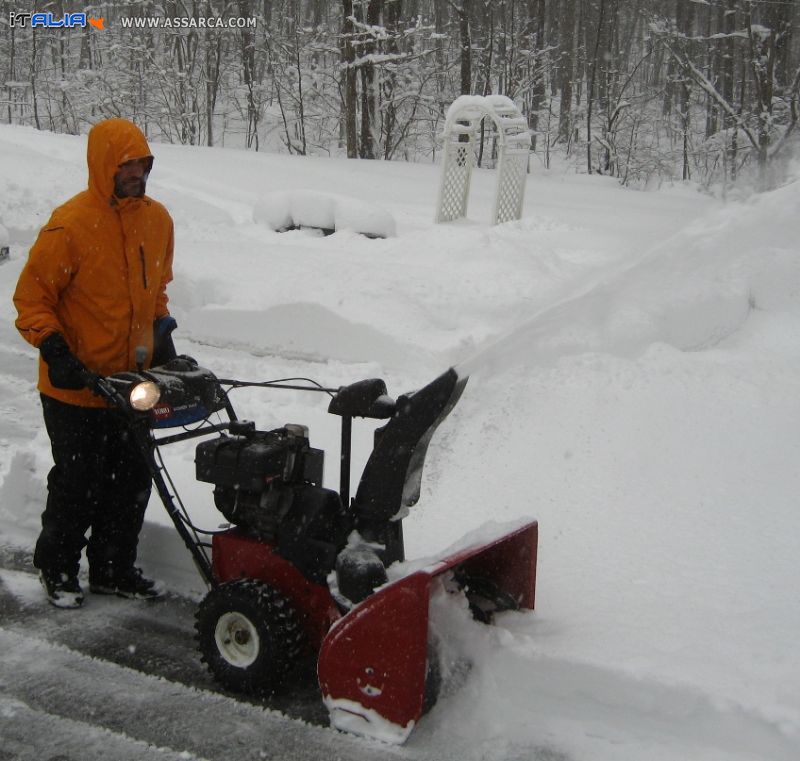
{"left": 13, "top": 118, "right": 178, "bottom": 608}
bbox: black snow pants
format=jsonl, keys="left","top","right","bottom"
{"left": 33, "top": 394, "right": 152, "bottom": 579}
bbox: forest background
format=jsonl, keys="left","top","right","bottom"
{"left": 1, "top": 0, "right": 799, "bottom": 192}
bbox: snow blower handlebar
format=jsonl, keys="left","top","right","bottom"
{"left": 89, "top": 362, "right": 401, "bottom": 584}
{"left": 93, "top": 360, "right": 468, "bottom": 589}
{"left": 216, "top": 378, "right": 339, "bottom": 395}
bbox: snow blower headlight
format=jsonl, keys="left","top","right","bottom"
{"left": 129, "top": 380, "right": 161, "bottom": 411}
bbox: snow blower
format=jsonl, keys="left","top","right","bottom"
{"left": 93, "top": 355, "right": 538, "bottom": 744}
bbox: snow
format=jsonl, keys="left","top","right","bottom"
{"left": 253, "top": 190, "right": 396, "bottom": 238}
{"left": 1, "top": 121, "right": 800, "bottom": 760}
{"left": 325, "top": 697, "right": 415, "bottom": 745}
{"left": 0, "top": 568, "right": 42, "bottom": 608}
{"left": 446, "top": 94, "right": 522, "bottom": 123}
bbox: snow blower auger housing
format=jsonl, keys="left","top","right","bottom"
{"left": 94, "top": 356, "right": 538, "bottom": 744}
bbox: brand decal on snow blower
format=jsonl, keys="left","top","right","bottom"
{"left": 151, "top": 404, "right": 174, "bottom": 420}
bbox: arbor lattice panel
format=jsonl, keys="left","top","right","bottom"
{"left": 435, "top": 95, "right": 530, "bottom": 226}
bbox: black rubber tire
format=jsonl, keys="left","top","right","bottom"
{"left": 195, "top": 579, "right": 303, "bottom": 695}
{"left": 421, "top": 640, "right": 442, "bottom": 715}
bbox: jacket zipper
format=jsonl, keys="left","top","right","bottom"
{"left": 139, "top": 244, "right": 148, "bottom": 289}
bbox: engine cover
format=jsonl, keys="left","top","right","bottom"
{"left": 195, "top": 426, "right": 324, "bottom": 491}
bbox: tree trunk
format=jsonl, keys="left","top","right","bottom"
{"left": 204, "top": 19, "right": 222, "bottom": 147}
{"left": 458, "top": 0, "right": 472, "bottom": 95}
{"left": 720, "top": 0, "right": 737, "bottom": 173}
{"left": 558, "top": 0, "right": 577, "bottom": 146}
{"left": 359, "top": 0, "right": 382, "bottom": 159}
{"left": 746, "top": 1, "right": 776, "bottom": 188}
{"left": 31, "top": 31, "right": 41, "bottom": 130}
{"left": 382, "top": 0, "right": 402, "bottom": 160}
{"left": 678, "top": 0, "right": 695, "bottom": 180}
{"left": 527, "top": 0, "right": 546, "bottom": 152}
{"left": 433, "top": 0, "right": 448, "bottom": 104}
{"left": 341, "top": 0, "right": 358, "bottom": 157}
{"left": 586, "top": 0, "right": 607, "bottom": 173}
{"left": 771, "top": 0, "right": 793, "bottom": 88}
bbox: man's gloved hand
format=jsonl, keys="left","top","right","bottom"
{"left": 152, "top": 315, "right": 178, "bottom": 367}
{"left": 39, "top": 333, "right": 97, "bottom": 390}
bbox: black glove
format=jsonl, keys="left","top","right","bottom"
{"left": 40, "top": 333, "right": 97, "bottom": 390}
{"left": 152, "top": 315, "right": 178, "bottom": 367}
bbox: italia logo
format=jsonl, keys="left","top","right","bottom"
{"left": 9, "top": 13, "right": 105, "bottom": 29}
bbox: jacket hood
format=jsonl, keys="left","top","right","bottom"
{"left": 87, "top": 118, "right": 153, "bottom": 203}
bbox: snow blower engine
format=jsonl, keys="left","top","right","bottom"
{"left": 194, "top": 420, "right": 353, "bottom": 585}
{"left": 95, "top": 356, "right": 538, "bottom": 745}
{"left": 197, "top": 422, "right": 325, "bottom": 538}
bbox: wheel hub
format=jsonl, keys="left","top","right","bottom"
{"left": 215, "top": 612, "right": 260, "bottom": 668}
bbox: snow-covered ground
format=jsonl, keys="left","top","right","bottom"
{"left": 1, "top": 123, "right": 799, "bottom": 761}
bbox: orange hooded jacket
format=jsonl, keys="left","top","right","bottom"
{"left": 14, "top": 118, "right": 174, "bottom": 408}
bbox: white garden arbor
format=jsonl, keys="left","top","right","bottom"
{"left": 435, "top": 95, "right": 531, "bottom": 226}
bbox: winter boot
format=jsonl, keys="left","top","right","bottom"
{"left": 89, "top": 566, "right": 163, "bottom": 600}
{"left": 39, "top": 569, "right": 84, "bottom": 609}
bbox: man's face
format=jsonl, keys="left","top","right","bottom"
{"left": 113, "top": 157, "right": 150, "bottom": 198}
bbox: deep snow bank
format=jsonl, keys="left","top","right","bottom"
{"left": 408, "top": 178, "right": 800, "bottom": 757}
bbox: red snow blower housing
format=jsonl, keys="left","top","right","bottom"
{"left": 95, "top": 358, "right": 538, "bottom": 744}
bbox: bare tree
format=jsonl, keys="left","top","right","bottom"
{"left": 341, "top": 0, "right": 359, "bottom": 157}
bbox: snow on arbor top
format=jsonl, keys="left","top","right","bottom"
{"left": 443, "top": 95, "right": 530, "bottom": 146}
{"left": 445, "top": 94, "right": 526, "bottom": 124}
